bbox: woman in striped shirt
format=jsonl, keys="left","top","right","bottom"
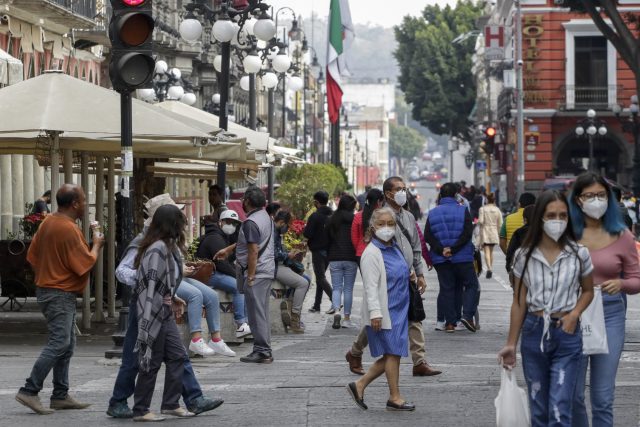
{"left": 498, "top": 190, "right": 594, "bottom": 427}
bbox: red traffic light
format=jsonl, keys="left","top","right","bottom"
{"left": 486, "top": 127, "right": 496, "bottom": 137}
{"left": 122, "top": 0, "right": 146, "bottom": 5}
{"left": 114, "top": 13, "right": 154, "bottom": 46}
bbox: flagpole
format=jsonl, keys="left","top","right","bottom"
{"left": 331, "top": 117, "right": 340, "bottom": 166}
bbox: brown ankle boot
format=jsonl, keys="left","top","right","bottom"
{"left": 290, "top": 313, "right": 305, "bottom": 334}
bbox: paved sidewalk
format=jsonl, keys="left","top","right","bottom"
{"left": 0, "top": 253, "right": 639, "bottom": 426}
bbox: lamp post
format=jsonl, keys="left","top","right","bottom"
{"left": 179, "top": 0, "right": 276, "bottom": 198}
{"left": 137, "top": 60, "right": 197, "bottom": 105}
{"left": 575, "top": 108, "right": 607, "bottom": 172}
{"left": 614, "top": 95, "right": 640, "bottom": 197}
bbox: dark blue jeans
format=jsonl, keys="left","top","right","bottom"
{"left": 434, "top": 262, "right": 479, "bottom": 326}
{"left": 521, "top": 313, "right": 582, "bottom": 427}
{"left": 20, "top": 287, "right": 77, "bottom": 399}
{"left": 108, "top": 299, "right": 202, "bottom": 408}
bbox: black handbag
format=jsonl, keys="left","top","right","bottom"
{"left": 408, "top": 280, "right": 426, "bottom": 322}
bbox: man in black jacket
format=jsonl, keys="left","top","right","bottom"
{"left": 303, "top": 191, "right": 333, "bottom": 312}
{"left": 196, "top": 211, "right": 251, "bottom": 339}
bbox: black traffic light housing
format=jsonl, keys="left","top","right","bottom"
{"left": 481, "top": 126, "right": 496, "bottom": 155}
{"left": 109, "top": 0, "right": 155, "bottom": 93}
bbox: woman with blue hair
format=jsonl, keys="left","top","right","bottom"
{"left": 568, "top": 172, "right": 640, "bottom": 426}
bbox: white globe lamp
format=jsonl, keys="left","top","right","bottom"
{"left": 170, "top": 68, "right": 181, "bottom": 79}
{"left": 181, "top": 92, "right": 197, "bottom": 106}
{"left": 154, "top": 60, "right": 168, "bottom": 75}
{"left": 212, "top": 93, "right": 221, "bottom": 104}
{"left": 137, "top": 88, "right": 155, "bottom": 102}
{"left": 598, "top": 126, "right": 607, "bottom": 136}
{"left": 262, "top": 72, "right": 278, "bottom": 89}
{"left": 167, "top": 85, "right": 185, "bottom": 100}
{"left": 253, "top": 13, "right": 276, "bottom": 42}
{"left": 213, "top": 19, "right": 237, "bottom": 43}
{"left": 272, "top": 52, "right": 291, "bottom": 73}
{"left": 239, "top": 75, "right": 251, "bottom": 92}
{"left": 587, "top": 125, "right": 597, "bottom": 136}
{"left": 243, "top": 53, "right": 262, "bottom": 74}
{"left": 575, "top": 126, "right": 585, "bottom": 136}
{"left": 587, "top": 109, "right": 596, "bottom": 119}
{"left": 289, "top": 75, "right": 303, "bottom": 92}
{"left": 179, "top": 19, "right": 202, "bottom": 42}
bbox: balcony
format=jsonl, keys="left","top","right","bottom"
{"left": 559, "top": 85, "right": 621, "bottom": 111}
{"left": 6, "top": 0, "right": 97, "bottom": 32}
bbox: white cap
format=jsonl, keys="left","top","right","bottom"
{"left": 143, "top": 194, "right": 185, "bottom": 227}
{"left": 219, "top": 209, "right": 240, "bottom": 222}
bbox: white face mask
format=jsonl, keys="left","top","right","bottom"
{"left": 375, "top": 226, "right": 396, "bottom": 242}
{"left": 581, "top": 199, "right": 608, "bottom": 220}
{"left": 543, "top": 220, "right": 567, "bottom": 242}
{"left": 393, "top": 190, "right": 407, "bottom": 207}
{"left": 221, "top": 224, "right": 237, "bottom": 235}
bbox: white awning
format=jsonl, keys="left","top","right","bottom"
{"left": 0, "top": 48, "right": 23, "bottom": 86}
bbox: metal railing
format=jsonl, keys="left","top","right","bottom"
{"left": 560, "top": 85, "right": 621, "bottom": 110}
{"left": 48, "top": 0, "right": 96, "bottom": 20}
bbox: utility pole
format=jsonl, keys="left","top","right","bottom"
{"left": 515, "top": 0, "right": 525, "bottom": 198}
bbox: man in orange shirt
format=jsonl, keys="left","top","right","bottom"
{"left": 16, "top": 184, "right": 104, "bottom": 415}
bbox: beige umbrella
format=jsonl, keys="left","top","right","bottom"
{"left": 156, "top": 100, "right": 271, "bottom": 152}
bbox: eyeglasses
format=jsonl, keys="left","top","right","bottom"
{"left": 578, "top": 192, "right": 608, "bottom": 202}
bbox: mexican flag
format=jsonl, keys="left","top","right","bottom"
{"left": 326, "top": 0, "right": 354, "bottom": 125}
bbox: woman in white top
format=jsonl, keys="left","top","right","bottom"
{"left": 477, "top": 192, "right": 503, "bottom": 278}
{"left": 498, "top": 190, "right": 594, "bottom": 427}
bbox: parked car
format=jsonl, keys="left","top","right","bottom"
{"left": 432, "top": 152, "right": 443, "bottom": 160}
{"left": 424, "top": 171, "right": 442, "bottom": 182}
{"left": 422, "top": 152, "right": 432, "bottom": 161}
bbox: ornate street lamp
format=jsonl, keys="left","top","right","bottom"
{"left": 179, "top": 0, "right": 274, "bottom": 197}
{"left": 575, "top": 109, "right": 607, "bottom": 172}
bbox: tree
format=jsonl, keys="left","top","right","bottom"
{"left": 276, "top": 164, "right": 347, "bottom": 218}
{"left": 390, "top": 123, "right": 425, "bottom": 160}
{"left": 561, "top": 1, "right": 640, "bottom": 195}
{"left": 394, "top": 1, "right": 484, "bottom": 137}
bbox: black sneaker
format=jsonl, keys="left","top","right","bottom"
{"left": 308, "top": 307, "right": 320, "bottom": 313}
{"left": 106, "top": 401, "right": 133, "bottom": 418}
{"left": 240, "top": 351, "right": 274, "bottom": 364}
{"left": 460, "top": 318, "right": 477, "bottom": 333}
{"left": 486, "top": 270, "right": 492, "bottom": 279}
{"left": 186, "top": 396, "right": 224, "bottom": 415}
{"left": 332, "top": 314, "right": 342, "bottom": 329}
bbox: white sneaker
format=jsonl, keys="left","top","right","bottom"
{"left": 208, "top": 339, "right": 236, "bottom": 357}
{"left": 435, "top": 321, "right": 445, "bottom": 331}
{"left": 342, "top": 319, "right": 352, "bottom": 329}
{"left": 235, "top": 323, "right": 252, "bottom": 338}
{"left": 455, "top": 322, "right": 467, "bottom": 331}
{"left": 189, "top": 338, "right": 215, "bottom": 356}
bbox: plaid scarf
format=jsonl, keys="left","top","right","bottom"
{"left": 133, "top": 240, "right": 182, "bottom": 372}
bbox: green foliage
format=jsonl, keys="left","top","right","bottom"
{"left": 276, "top": 164, "right": 347, "bottom": 218}
{"left": 390, "top": 123, "right": 425, "bottom": 160}
{"left": 394, "top": 1, "right": 483, "bottom": 137}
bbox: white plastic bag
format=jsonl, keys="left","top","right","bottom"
{"left": 495, "top": 368, "right": 530, "bottom": 427}
{"left": 581, "top": 286, "right": 609, "bottom": 355}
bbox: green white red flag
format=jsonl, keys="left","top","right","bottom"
{"left": 326, "top": 0, "right": 354, "bottom": 124}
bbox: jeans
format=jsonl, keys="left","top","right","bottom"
{"left": 521, "top": 313, "right": 582, "bottom": 427}
{"left": 311, "top": 250, "right": 332, "bottom": 309}
{"left": 434, "top": 262, "right": 479, "bottom": 325}
{"left": 108, "top": 298, "right": 202, "bottom": 408}
{"left": 177, "top": 278, "right": 220, "bottom": 334}
{"left": 329, "top": 260, "right": 358, "bottom": 315}
{"left": 208, "top": 272, "right": 247, "bottom": 325}
{"left": 20, "top": 287, "right": 76, "bottom": 399}
{"left": 572, "top": 292, "right": 627, "bottom": 427}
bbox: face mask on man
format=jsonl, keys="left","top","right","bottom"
{"left": 581, "top": 199, "right": 608, "bottom": 220}
{"left": 221, "top": 223, "right": 237, "bottom": 235}
{"left": 393, "top": 190, "right": 407, "bottom": 207}
{"left": 543, "top": 219, "right": 567, "bottom": 242}
{"left": 375, "top": 226, "right": 395, "bottom": 242}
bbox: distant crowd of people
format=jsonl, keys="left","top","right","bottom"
{"left": 14, "top": 169, "right": 640, "bottom": 423}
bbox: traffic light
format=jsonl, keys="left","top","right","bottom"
{"left": 109, "top": 0, "right": 155, "bottom": 93}
{"left": 481, "top": 126, "right": 496, "bottom": 154}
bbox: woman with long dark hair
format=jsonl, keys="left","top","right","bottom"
{"left": 568, "top": 173, "right": 640, "bottom": 427}
{"left": 132, "top": 204, "right": 194, "bottom": 421}
{"left": 327, "top": 194, "right": 358, "bottom": 328}
{"left": 498, "top": 190, "right": 594, "bottom": 426}
{"left": 351, "top": 188, "right": 385, "bottom": 260}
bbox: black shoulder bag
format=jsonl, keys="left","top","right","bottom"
{"left": 396, "top": 220, "right": 426, "bottom": 322}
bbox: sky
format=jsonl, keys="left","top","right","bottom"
{"left": 265, "top": 0, "right": 459, "bottom": 27}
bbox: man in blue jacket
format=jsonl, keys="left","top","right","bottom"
{"left": 424, "top": 182, "right": 479, "bottom": 333}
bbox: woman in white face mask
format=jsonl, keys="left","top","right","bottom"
{"left": 567, "top": 172, "right": 640, "bottom": 427}
{"left": 498, "top": 190, "right": 594, "bottom": 426}
{"left": 347, "top": 207, "right": 415, "bottom": 412}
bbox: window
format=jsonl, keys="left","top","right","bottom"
{"left": 574, "top": 36, "right": 608, "bottom": 106}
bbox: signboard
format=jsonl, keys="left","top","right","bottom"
{"left": 484, "top": 25, "right": 504, "bottom": 60}
{"left": 476, "top": 160, "right": 487, "bottom": 171}
{"left": 526, "top": 131, "right": 540, "bottom": 145}
{"left": 465, "top": 152, "right": 474, "bottom": 168}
